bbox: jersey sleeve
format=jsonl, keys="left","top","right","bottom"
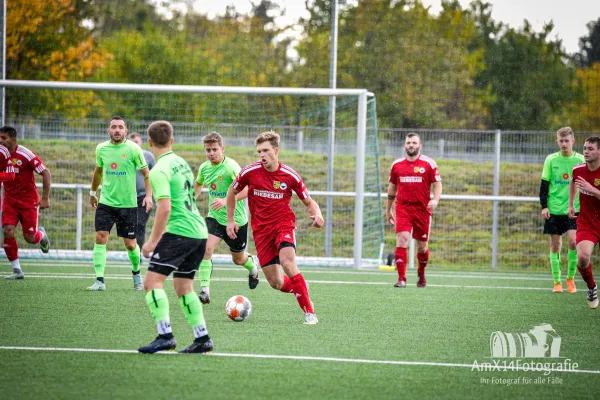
{"left": 133, "top": 146, "right": 148, "bottom": 170}
{"left": 389, "top": 163, "right": 397, "bottom": 184}
{"left": 30, "top": 152, "right": 46, "bottom": 174}
{"left": 144, "top": 151, "right": 156, "bottom": 170}
{"left": 293, "top": 176, "right": 310, "bottom": 201}
{"left": 541, "top": 156, "right": 552, "bottom": 181}
{"left": 0, "top": 159, "right": 15, "bottom": 182}
{"left": 232, "top": 168, "right": 249, "bottom": 191}
{"left": 150, "top": 169, "right": 171, "bottom": 200}
{"left": 430, "top": 162, "right": 441, "bottom": 182}
{"left": 96, "top": 145, "right": 103, "bottom": 168}
{"left": 231, "top": 161, "right": 242, "bottom": 180}
{"left": 196, "top": 163, "right": 205, "bottom": 185}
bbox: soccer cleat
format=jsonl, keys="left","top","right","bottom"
{"left": 38, "top": 227, "right": 50, "bottom": 253}
{"left": 133, "top": 274, "right": 143, "bottom": 291}
{"left": 393, "top": 279, "right": 406, "bottom": 288}
{"left": 4, "top": 272, "right": 24, "bottom": 280}
{"left": 417, "top": 278, "right": 427, "bottom": 288}
{"left": 553, "top": 283, "right": 563, "bottom": 293}
{"left": 566, "top": 278, "right": 577, "bottom": 294}
{"left": 303, "top": 313, "right": 319, "bottom": 325}
{"left": 86, "top": 280, "right": 106, "bottom": 291}
{"left": 198, "top": 288, "right": 211, "bottom": 305}
{"left": 178, "top": 338, "right": 214, "bottom": 354}
{"left": 138, "top": 336, "right": 177, "bottom": 354}
{"left": 248, "top": 255, "right": 260, "bottom": 289}
{"left": 586, "top": 285, "right": 598, "bottom": 309}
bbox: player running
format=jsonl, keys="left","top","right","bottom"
{"left": 138, "top": 121, "right": 213, "bottom": 354}
{"left": 386, "top": 132, "right": 442, "bottom": 288}
{"left": 226, "top": 131, "right": 323, "bottom": 325}
{"left": 87, "top": 117, "right": 153, "bottom": 291}
{"left": 0, "top": 126, "right": 51, "bottom": 280}
{"left": 193, "top": 132, "right": 258, "bottom": 304}
{"left": 568, "top": 136, "right": 600, "bottom": 309}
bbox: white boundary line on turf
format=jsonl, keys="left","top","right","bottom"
{"left": 0, "top": 272, "right": 551, "bottom": 290}
{"left": 0, "top": 346, "right": 598, "bottom": 375}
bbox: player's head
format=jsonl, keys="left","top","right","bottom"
{"left": 147, "top": 120, "right": 174, "bottom": 149}
{"left": 255, "top": 131, "right": 280, "bottom": 169}
{"left": 583, "top": 136, "right": 600, "bottom": 163}
{"left": 129, "top": 132, "right": 143, "bottom": 147}
{"left": 107, "top": 116, "right": 127, "bottom": 144}
{"left": 556, "top": 127, "right": 575, "bottom": 153}
{"left": 0, "top": 126, "right": 18, "bottom": 150}
{"left": 404, "top": 132, "right": 421, "bottom": 157}
{"left": 203, "top": 132, "right": 224, "bottom": 165}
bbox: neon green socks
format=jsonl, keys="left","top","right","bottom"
{"left": 199, "top": 259, "right": 212, "bottom": 288}
{"left": 567, "top": 249, "right": 577, "bottom": 279}
{"left": 146, "top": 289, "right": 172, "bottom": 335}
{"left": 180, "top": 292, "right": 208, "bottom": 338}
{"left": 128, "top": 245, "right": 141, "bottom": 273}
{"left": 242, "top": 254, "right": 257, "bottom": 273}
{"left": 549, "top": 252, "right": 561, "bottom": 284}
{"left": 93, "top": 244, "right": 106, "bottom": 280}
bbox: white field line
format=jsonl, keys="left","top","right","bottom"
{"left": 1, "top": 262, "right": 554, "bottom": 281}
{"left": 0, "top": 346, "right": 597, "bottom": 375}
{"left": 0, "top": 272, "right": 550, "bottom": 290}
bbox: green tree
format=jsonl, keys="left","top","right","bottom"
{"left": 575, "top": 18, "right": 600, "bottom": 67}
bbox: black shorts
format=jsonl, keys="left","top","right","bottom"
{"left": 544, "top": 214, "right": 577, "bottom": 235}
{"left": 95, "top": 203, "right": 137, "bottom": 239}
{"left": 206, "top": 217, "right": 248, "bottom": 253}
{"left": 147, "top": 233, "right": 207, "bottom": 279}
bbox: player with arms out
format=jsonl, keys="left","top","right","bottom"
{"left": 540, "top": 127, "right": 584, "bottom": 293}
{"left": 386, "top": 133, "right": 442, "bottom": 288}
{"left": 138, "top": 121, "right": 213, "bottom": 354}
{"left": 226, "top": 131, "right": 323, "bottom": 325}
{"left": 88, "top": 117, "right": 153, "bottom": 291}
{"left": 193, "top": 132, "right": 258, "bottom": 305}
{"left": 568, "top": 136, "right": 600, "bottom": 309}
{"left": 0, "top": 126, "right": 51, "bottom": 280}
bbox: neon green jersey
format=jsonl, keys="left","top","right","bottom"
{"left": 150, "top": 152, "right": 207, "bottom": 239}
{"left": 96, "top": 139, "right": 147, "bottom": 208}
{"left": 196, "top": 157, "right": 248, "bottom": 226}
{"left": 541, "top": 151, "right": 585, "bottom": 215}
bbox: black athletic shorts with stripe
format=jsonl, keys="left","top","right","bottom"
{"left": 147, "top": 233, "right": 207, "bottom": 279}
{"left": 94, "top": 203, "right": 137, "bottom": 239}
{"left": 206, "top": 217, "right": 248, "bottom": 253}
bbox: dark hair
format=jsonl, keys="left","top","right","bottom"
{"left": 129, "top": 132, "right": 141, "bottom": 140}
{"left": 406, "top": 132, "right": 420, "bottom": 141}
{"left": 0, "top": 126, "right": 17, "bottom": 138}
{"left": 584, "top": 136, "right": 600, "bottom": 148}
{"left": 110, "top": 116, "right": 126, "bottom": 125}
{"left": 147, "top": 121, "right": 173, "bottom": 147}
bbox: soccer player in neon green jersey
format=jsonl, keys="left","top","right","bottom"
{"left": 540, "top": 127, "right": 584, "bottom": 293}
{"left": 138, "top": 120, "right": 213, "bottom": 354}
{"left": 193, "top": 132, "right": 259, "bottom": 304}
{"left": 88, "top": 116, "right": 153, "bottom": 291}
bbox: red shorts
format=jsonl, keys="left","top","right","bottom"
{"left": 253, "top": 225, "right": 296, "bottom": 267}
{"left": 395, "top": 205, "right": 432, "bottom": 241}
{"left": 2, "top": 202, "right": 39, "bottom": 235}
{"left": 576, "top": 228, "right": 600, "bottom": 245}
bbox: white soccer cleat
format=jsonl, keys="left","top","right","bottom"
{"left": 133, "top": 274, "right": 143, "bottom": 291}
{"left": 303, "top": 313, "right": 319, "bottom": 325}
{"left": 87, "top": 280, "right": 106, "bottom": 291}
{"left": 586, "top": 285, "right": 598, "bottom": 309}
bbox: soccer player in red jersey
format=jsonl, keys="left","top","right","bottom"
{"left": 386, "top": 132, "right": 442, "bottom": 288}
{"left": 568, "top": 136, "right": 600, "bottom": 309}
{"left": 0, "top": 126, "right": 51, "bottom": 280}
{"left": 0, "top": 144, "right": 15, "bottom": 183}
{"left": 225, "top": 131, "right": 324, "bottom": 325}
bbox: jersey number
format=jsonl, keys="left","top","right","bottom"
{"left": 184, "top": 179, "right": 194, "bottom": 212}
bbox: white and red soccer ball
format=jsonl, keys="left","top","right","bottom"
{"left": 225, "top": 295, "right": 252, "bottom": 322}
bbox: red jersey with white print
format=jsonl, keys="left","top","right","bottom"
{"left": 232, "top": 162, "right": 310, "bottom": 232}
{"left": 572, "top": 162, "right": 600, "bottom": 229}
{"left": 0, "top": 144, "right": 15, "bottom": 181}
{"left": 4, "top": 145, "right": 46, "bottom": 208}
{"left": 389, "top": 154, "right": 441, "bottom": 212}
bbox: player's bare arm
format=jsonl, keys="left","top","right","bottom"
{"left": 428, "top": 181, "right": 442, "bottom": 210}
{"left": 568, "top": 179, "right": 577, "bottom": 219}
{"left": 140, "top": 167, "right": 153, "bottom": 212}
{"left": 38, "top": 169, "right": 51, "bottom": 209}
{"left": 302, "top": 197, "right": 324, "bottom": 228}
{"left": 226, "top": 186, "right": 240, "bottom": 239}
{"left": 386, "top": 182, "right": 397, "bottom": 225}
{"left": 142, "top": 198, "right": 170, "bottom": 258}
{"left": 193, "top": 181, "right": 203, "bottom": 200}
{"left": 89, "top": 166, "right": 103, "bottom": 208}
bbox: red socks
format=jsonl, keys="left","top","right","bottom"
{"left": 3, "top": 237, "right": 18, "bottom": 261}
{"left": 33, "top": 230, "right": 44, "bottom": 244}
{"left": 417, "top": 250, "right": 429, "bottom": 279}
{"left": 280, "top": 274, "right": 314, "bottom": 314}
{"left": 395, "top": 247, "right": 407, "bottom": 281}
{"left": 280, "top": 275, "right": 294, "bottom": 293}
{"left": 578, "top": 263, "right": 596, "bottom": 289}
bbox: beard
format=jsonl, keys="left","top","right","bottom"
{"left": 406, "top": 148, "right": 419, "bottom": 157}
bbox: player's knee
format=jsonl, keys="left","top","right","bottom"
{"left": 567, "top": 240, "right": 577, "bottom": 250}
{"left": 23, "top": 234, "right": 36, "bottom": 244}
{"left": 2, "top": 225, "right": 14, "bottom": 238}
{"left": 231, "top": 252, "right": 245, "bottom": 265}
{"left": 268, "top": 278, "right": 282, "bottom": 290}
{"left": 204, "top": 247, "right": 215, "bottom": 259}
{"left": 95, "top": 231, "right": 108, "bottom": 244}
{"left": 577, "top": 255, "right": 590, "bottom": 267}
{"left": 125, "top": 243, "right": 136, "bottom": 251}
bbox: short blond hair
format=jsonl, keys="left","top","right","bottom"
{"left": 557, "top": 127, "right": 574, "bottom": 138}
{"left": 255, "top": 131, "right": 280, "bottom": 148}
{"left": 203, "top": 132, "right": 223, "bottom": 147}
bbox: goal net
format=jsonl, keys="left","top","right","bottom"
{"left": 1, "top": 81, "right": 384, "bottom": 268}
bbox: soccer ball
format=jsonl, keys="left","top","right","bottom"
{"left": 225, "top": 295, "right": 252, "bottom": 322}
